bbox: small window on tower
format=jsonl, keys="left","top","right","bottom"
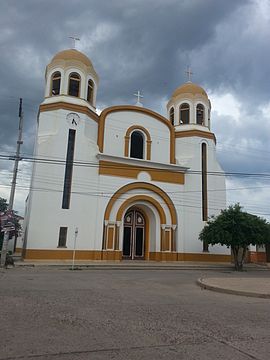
{"left": 87, "top": 79, "right": 94, "bottom": 104}
{"left": 51, "top": 71, "right": 61, "bottom": 96}
{"left": 196, "top": 104, "right": 204, "bottom": 125}
{"left": 169, "top": 107, "right": 175, "bottom": 125}
{"left": 180, "top": 103, "right": 190, "bottom": 124}
{"left": 68, "top": 72, "right": 80, "bottom": 97}
{"left": 130, "top": 131, "right": 144, "bottom": 159}
{"left": 58, "top": 227, "right": 67, "bottom": 247}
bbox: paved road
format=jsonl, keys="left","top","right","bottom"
{"left": 0, "top": 267, "right": 270, "bottom": 360}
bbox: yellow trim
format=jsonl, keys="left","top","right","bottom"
{"left": 150, "top": 252, "right": 231, "bottom": 262}
{"left": 177, "top": 253, "right": 231, "bottom": 262}
{"left": 24, "top": 250, "right": 231, "bottom": 262}
{"left": 103, "top": 182, "right": 177, "bottom": 225}
{"left": 99, "top": 160, "right": 185, "bottom": 185}
{"left": 107, "top": 226, "right": 115, "bottom": 250}
{"left": 149, "top": 252, "right": 178, "bottom": 261}
{"left": 24, "top": 249, "right": 103, "bottom": 260}
{"left": 124, "top": 125, "right": 152, "bottom": 160}
{"left": 164, "top": 230, "right": 171, "bottom": 251}
{"left": 39, "top": 102, "right": 99, "bottom": 122}
{"left": 175, "top": 130, "right": 216, "bottom": 144}
{"left": 116, "top": 194, "right": 166, "bottom": 223}
{"left": 98, "top": 106, "right": 176, "bottom": 164}
{"left": 101, "top": 251, "right": 122, "bottom": 261}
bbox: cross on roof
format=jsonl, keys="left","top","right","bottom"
{"left": 185, "top": 66, "right": 193, "bottom": 82}
{"left": 69, "top": 36, "right": 80, "bottom": 49}
{"left": 134, "top": 90, "right": 144, "bottom": 106}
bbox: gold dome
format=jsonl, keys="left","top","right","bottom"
{"left": 172, "top": 82, "right": 208, "bottom": 99}
{"left": 50, "top": 49, "right": 93, "bottom": 68}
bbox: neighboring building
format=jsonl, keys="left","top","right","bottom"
{"left": 23, "top": 48, "right": 231, "bottom": 262}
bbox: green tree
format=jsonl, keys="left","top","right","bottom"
{"left": 0, "top": 197, "right": 21, "bottom": 252}
{"left": 0, "top": 197, "right": 8, "bottom": 249}
{"left": 199, "top": 204, "right": 270, "bottom": 271}
{"left": 0, "top": 197, "right": 8, "bottom": 212}
{"left": 10, "top": 214, "right": 22, "bottom": 252}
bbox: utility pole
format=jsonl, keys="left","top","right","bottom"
{"left": 0, "top": 98, "right": 23, "bottom": 267}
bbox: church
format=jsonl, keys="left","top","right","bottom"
{"left": 22, "top": 48, "right": 231, "bottom": 262}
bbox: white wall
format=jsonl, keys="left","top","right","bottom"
{"left": 26, "top": 108, "right": 102, "bottom": 250}
{"left": 26, "top": 105, "right": 229, "bottom": 257}
{"left": 103, "top": 111, "right": 171, "bottom": 164}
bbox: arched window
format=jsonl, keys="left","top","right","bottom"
{"left": 87, "top": 79, "right": 94, "bottom": 104}
{"left": 51, "top": 71, "right": 61, "bottom": 96}
{"left": 130, "top": 131, "right": 144, "bottom": 159}
{"left": 68, "top": 72, "right": 80, "bottom": 97}
{"left": 196, "top": 104, "right": 204, "bottom": 125}
{"left": 169, "top": 107, "right": 175, "bottom": 125}
{"left": 180, "top": 103, "right": 190, "bottom": 124}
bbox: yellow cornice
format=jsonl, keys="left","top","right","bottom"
{"left": 99, "top": 160, "right": 185, "bottom": 186}
{"left": 39, "top": 102, "right": 99, "bottom": 122}
{"left": 175, "top": 130, "right": 216, "bottom": 144}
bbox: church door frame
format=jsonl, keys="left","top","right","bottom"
{"left": 122, "top": 208, "right": 147, "bottom": 260}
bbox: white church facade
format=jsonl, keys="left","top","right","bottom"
{"left": 22, "top": 49, "right": 231, "bottom": 262}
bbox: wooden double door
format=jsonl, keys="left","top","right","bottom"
{"left": 123, "top": 210, "right": 145, "bottom": 260}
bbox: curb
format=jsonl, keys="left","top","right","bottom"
{"left": 197, "top": 278, "right": 270, "bottom": 299}
{"left": 12, "top": 262, "right": 269, "bottom": 271}
{"left": 14, "top": 264, "right": 235, "bottom": 271}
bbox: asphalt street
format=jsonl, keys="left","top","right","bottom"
{"left": 0, "top": 267, "right": 270, "bottom": 360}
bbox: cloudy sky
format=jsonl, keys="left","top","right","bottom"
{"left": 0, "top": 0, "right": 270, "bottom": 219}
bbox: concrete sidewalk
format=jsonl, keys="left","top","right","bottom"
{"left": 12, "top": 259, "right": 268, "bottom": 271}
{"left": 197, "top": 277, "right": 270, "bottom": 299}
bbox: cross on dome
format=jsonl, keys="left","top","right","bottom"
{"left": 134, "top": 90, "right": 144, "bottom": 107}
{"left": 185, "top": 66, "right": 193, "bottom": 82}
{"left": 68, "top": 36, "right": 80, "bottom": 49}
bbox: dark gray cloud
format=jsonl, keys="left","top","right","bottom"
{"left": 1, "top": 0, "right": 270, "bottom": 216}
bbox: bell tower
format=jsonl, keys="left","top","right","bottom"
{"left": 167, "top": 81, "right": 225, "bottom": 232}
{"left": 44, "top": 48, "right": 99, "bottom": 110}
{"left": 24, "top": 49, "right": 100, "bottom": 256}
{"left": 167, "top": 81, "right": 211, "bottom": 129}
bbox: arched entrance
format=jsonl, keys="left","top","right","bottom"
{"left": 123, "top": 208, "right": 145, "bottom": 260}
{"left": 102, "top": 182, "right": 178, "bottom": 261}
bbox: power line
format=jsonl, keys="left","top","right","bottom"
{"left": 1, "top": 153, "right": 270, "bottom": 178}
{"left": 1, "top": 181, "right": 270, "bottom": 217}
